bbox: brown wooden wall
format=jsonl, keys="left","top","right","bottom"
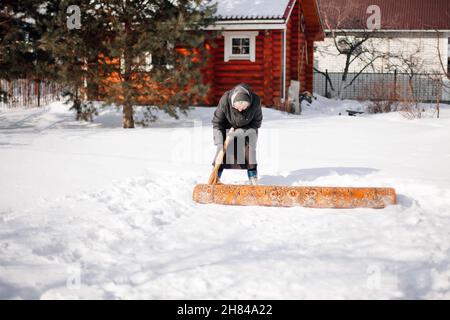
{"left": 305, "top": 35, "right": 315, "bottom": 93}
{"left": 290, "top": 0, "right": 314, "bottom": 94}
{"left": 270, "top": 30, "right": 283, "bottom": 105}
{"left": 205, "top": 30, "right": 283, "bottom": 107}
{"left": 210, "top": 34, "right": 264, "bottom": 104}
{"left": 288, "top": 0, "right": 316, "bottom": 95}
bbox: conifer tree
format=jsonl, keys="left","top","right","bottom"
{"left": 99, "top": 0, "right": 216, "bottom": 128}
{"left": 40, "top": 1, "right": 107, "bottom": 103}
{"left": 0, "top": 1, "right": 56, "bottom": 91}
{"left": 43, "top": 0, "right": 216, "bottom": 128}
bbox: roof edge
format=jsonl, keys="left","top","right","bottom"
{"left": 216, "top": 15, "right": 285, "bottom": 21}
{"left": 312, "top": 0, "right": 325, "bottom": 40}
{"left": 283, "top": 0, "right": 297, "bottom": 20}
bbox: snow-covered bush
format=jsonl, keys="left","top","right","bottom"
{"left": 358, "top": 81, "right": 399, "bottom": 114}
{"left": 396, "top": 83, "right": 425, "bottom": 119}
{"left": 398, "top": 99, "right": 424, "bottom": 119}
{"left": 62, "top": 90, "right": 98, "bottom": 122}
{"left": 134, "top": 106, "right": 161, "bottom": 127}
{"left": 367, "top": 100, "right": 400, "bottom": 114}
{"left": 359, "top": 81, "right": 426, "bottom": 118}
{"left": 70, "top": 100, "right": 98, "bottom": 122}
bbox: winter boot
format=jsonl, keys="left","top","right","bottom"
{"left": 216, "top": 167, "right": 224, "bottom": 185}
{"left": 247, "top": 169, "right": 258, "bottom": 185}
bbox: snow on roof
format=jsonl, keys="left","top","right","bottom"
{"left": 214, "top": 0, "right": 292, "bottom": 20}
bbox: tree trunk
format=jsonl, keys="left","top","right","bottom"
{"left": 338, "top": 55, "right": 351, "bottom": 99}
{"left": 123, "top": 103, "right": 134, "bottom": 128}
{"left": 121, "top": 22, "right": 135, "bottom": 129}
{"left": 436, "top": 80, "right": 441, "bottom": 119}
{"left": 37, "top": 80, "right": 41, "bottom": 107}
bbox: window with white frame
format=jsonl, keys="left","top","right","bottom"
{"left": 223, "top": 31, "right": 258, "bottom": 62}
{"left": 232, "top": 38, "right": 250, "bottom": 55}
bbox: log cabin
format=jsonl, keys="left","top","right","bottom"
{"left": 204, "top": 0, "right": 324, "bottom": 108}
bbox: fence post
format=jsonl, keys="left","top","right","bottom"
{"left": 325, "top": 69, "right": 329, "bottom": 98}
{"left": 393, "top": 69, "right": 397, "bottom": 100}
{"left": 36, "top": 80, "right": 40, "bottom": 107}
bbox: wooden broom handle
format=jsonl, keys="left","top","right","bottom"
{"left": 208, "top": 128, "right": 235, "bottom": 185}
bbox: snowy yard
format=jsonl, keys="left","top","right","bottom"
{"left": 1, "top": 97, "right": 450, "bottom": 299}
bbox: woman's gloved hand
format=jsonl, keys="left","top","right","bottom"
{"left": 213, "top": 129, "right": 225, "bottom": 145}
{"left": 229, "top": 128, "right": 245, "bottom": 138}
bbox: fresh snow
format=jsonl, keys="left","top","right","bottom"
{"left": 1, "top": 96, "right": 450, "bottom": 299}
{"left": 214, "top": 0, "right": 290, "bottom": 19}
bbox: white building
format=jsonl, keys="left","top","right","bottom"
{"left": 314, "top": 0, "right": 450, "bottom": 100}
{"left": 316, "top": 36, "right": 449, "bottom": 75}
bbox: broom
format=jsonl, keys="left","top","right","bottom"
{"left": 208, "top": 128, "right": 235, "bottom": 185}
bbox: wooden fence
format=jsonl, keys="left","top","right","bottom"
{"left": 0, "top": 79, "right": 62, "bottom": 112}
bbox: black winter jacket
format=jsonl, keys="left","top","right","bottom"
{"left": 212, "top": 84, "right": 263, "bottom": 145}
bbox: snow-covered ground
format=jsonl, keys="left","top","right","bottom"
{"left": 1, "top": 96, "right": 449, "bottom": 299}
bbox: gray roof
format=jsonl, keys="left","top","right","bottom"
{"left": 214, "top": 0, "right": 291, "bottom": 20}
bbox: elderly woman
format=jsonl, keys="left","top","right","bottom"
{"left": 212, "top": 83, "right": 263, "bottom": 185}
